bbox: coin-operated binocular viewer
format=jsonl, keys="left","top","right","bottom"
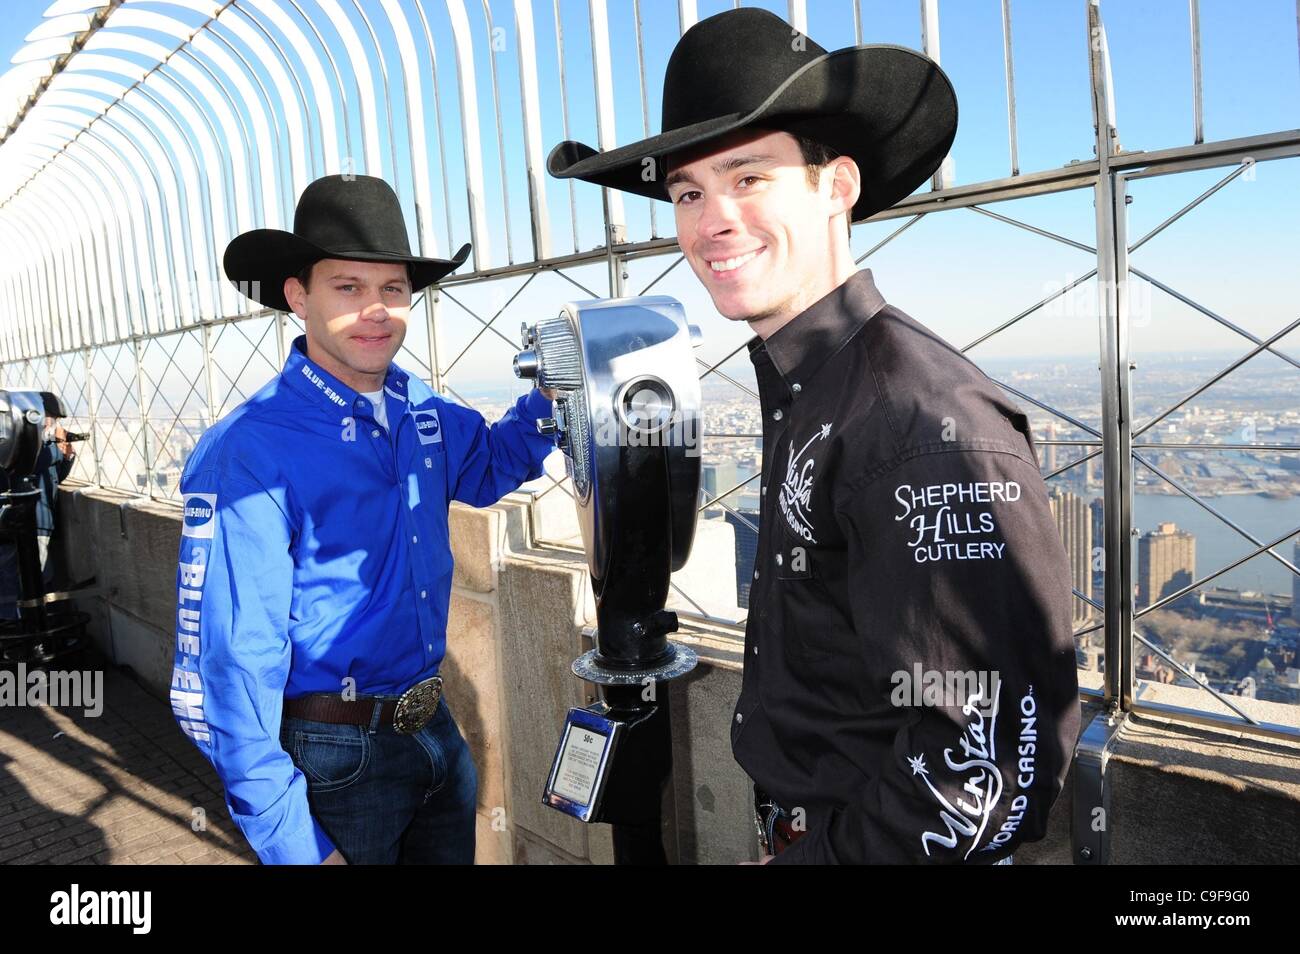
{"left": 515, "top": 297, "right": 702, "bottom": 865}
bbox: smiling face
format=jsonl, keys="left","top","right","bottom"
{"left": 665, "top": 128, "right": 860, "bottom": 338}
{"left": 283, "top": 258, "right": 412, "bottom": 393}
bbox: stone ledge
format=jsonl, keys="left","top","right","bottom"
{"left": 1114, "top": 712, "right": 1300, "bottom": 800}
{"left": 1109, "top": 713, "right": 1300, "bottom": 864}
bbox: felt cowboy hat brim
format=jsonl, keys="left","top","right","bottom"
{"left": 223, "top": 174, "right": 471, "bottom": 314}
{"left": 223, "top": 230, "right": 470, "bottom": 314}
{"left": 547, "top": 38, "right": 957, "bottom": 223}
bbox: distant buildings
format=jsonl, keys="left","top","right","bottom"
{"left": 1138, "top": 522, "right": 1196, "bottom": 608}
{"left": 1293, "top": 540, "right": 1300, "bottom": 623}
{"left": 1041, "top": 421, "right": 1057, "bottom": 474}
{"left": 1087, "top": 496, "right": 1106, "bottom": 605}
{"left": 700, "top": 461, "right": 739, "bottom": 507}
{"left": 725, "top": 509, "right": 760, "bottom": 609}
{"left": 1048, "top": 487, "right": 1093, "bottom": 624}
{"left": 1085, "top": 452, "right": 1103, "bottom": 490}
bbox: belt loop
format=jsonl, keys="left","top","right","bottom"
{"left": 367, "top": 699, "right": 384, "bottom": 735}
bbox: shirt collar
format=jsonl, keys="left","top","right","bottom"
{"left": 746, "top": 269, "right": 888, "bottom": 391}
{"left": 281, "top": 333, "right": 410, "bottom": 414}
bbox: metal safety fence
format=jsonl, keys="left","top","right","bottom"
{"left": 0, "top": 0, "right": 1297, "bottom": 741}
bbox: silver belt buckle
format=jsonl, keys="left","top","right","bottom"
{"left": 393, "top": 675, "right": 443, "bottom": 733}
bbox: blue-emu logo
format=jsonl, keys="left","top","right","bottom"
{"left": 181, "top": 493, "right": 217, "bottom": 539}
{"left": 414, "top": 410, "right": 442, "bottom": 445}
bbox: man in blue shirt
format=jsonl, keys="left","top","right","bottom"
{"left": 171, "top": 175, "right": 556, "bottom": 864}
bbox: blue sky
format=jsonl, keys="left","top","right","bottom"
{"left": 1, "top": 0, "right": 1297, "bottom": 386}
{"left": 0, "top": 1, "right": 58, "bottom": 66}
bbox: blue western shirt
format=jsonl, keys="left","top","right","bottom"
{"left": 170, "top": 334, "right": 555, "bottom": 864}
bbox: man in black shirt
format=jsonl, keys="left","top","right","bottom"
{"left": 0, "top": 394, "right": 78, "bottom": 620}
{"left": 549, "top": 8, "right": 1080, "bottom": 863}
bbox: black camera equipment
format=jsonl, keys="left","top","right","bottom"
{"left": 0, "top": 389, "right": 94, "bottom": 663}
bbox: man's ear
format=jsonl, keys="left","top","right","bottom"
{"left": 283, "top": 276, "right": 307, "bottom": 319}
{"left": 827, "top": 155, "right": 861, "bottom": 221}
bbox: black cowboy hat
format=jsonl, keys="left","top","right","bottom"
{"left": 546, "top": 8, "right": 958, "bottom": 223}
{"left": 38, "top": 392, "right": 68, "bottom": 418}
{"left": 223, "top": 174, "right": 470, "bottom": 313}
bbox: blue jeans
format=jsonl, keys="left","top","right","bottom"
{"left": 278, "top": 694, "right": 478, "bottom": 864}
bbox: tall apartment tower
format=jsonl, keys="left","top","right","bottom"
{"left": 1293, "top": 539, "right": 1299, "bottom": 622}
{"left": 725, "top": 510, "right": 761, "bottom": 609}
{"left": 1048, "top": 486, "right": 1093, "bottom": 624}
{"left": 1041, "top": 420, "right": 1058, "bottom": 475}
{"left": 1089, "top": 496, "right": 1106, "bottom": 605}
{"left": 1138, "top": 522, "right": 1197, "bottom": 608}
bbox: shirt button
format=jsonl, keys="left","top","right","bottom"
{"left": 761, "top": 485, "right": 766, "bottom": 495}
{"left": 420, "top": 589, "right": 428, "bottom": 599}
{"left": 792, "top": 383, "right": 802, "bottom": 394}
{"left": 775, "top": 553, "right": 783, "bottom": 566}
{"left": 735, "top": 713, "right": 743, "bottom": 724}
{"left": 371, "top": 429, "right": 380, "bottom": 438}
{"left": 425, "top": 457, "right": 432, "bottom": 468}
{"left": 427, "top": 644, "right": 433, "bottom": 651}
{"left": 412, "top": 535, "right": 418, "bottom": 543}
{"left": 753, "top": 569, "right": 759, "bottom": 580}
{"left": 752, "top": 645, "right": 758, "bottom": 656}
{"left": 773, "top": 409, "right": 783, "bottom": 421}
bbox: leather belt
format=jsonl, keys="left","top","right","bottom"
{"left": 283, "top": 675, "right": 443, "bottom": 734}
{"left": 767, "top": 813, "right": 805, "bottom": 855}
{"left": 754, "top": 786, "right": 806, "bottom": 857}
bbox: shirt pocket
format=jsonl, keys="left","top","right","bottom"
{"left": 410, "top": 405, "right": 447, "bottom": 455}
{"left": 774, "top": 532, "right": 858, "bottom": 662}
{"left": 406, "top": 434, "right": 448, "bottom": 511}
{"left": 774, "top": 530, "right": 826, "bottom": 657}
{"left": 407, "top": 402, "right": 449, "bottom": 504}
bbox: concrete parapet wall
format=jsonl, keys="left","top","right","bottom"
{"left": 54, "top": 481, "right": 1300, "bottom": 864}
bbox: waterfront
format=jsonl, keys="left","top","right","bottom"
{"left": 1132, "top": 491, "right": 1298, "bottom": 598}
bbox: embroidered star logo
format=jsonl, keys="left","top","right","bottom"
{"left": 908, "top": 754, "right": 929, "bottom": 776}
{"left": 820, "top": 423, "right": 832, "bottom": 439}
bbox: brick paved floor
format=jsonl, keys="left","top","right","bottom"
{"left": 0, "top": 650, "right": 255, "bottom": 865}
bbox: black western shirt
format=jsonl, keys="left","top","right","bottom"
{"left": 734, "top": 269, "right": 1081, "bottom": 864}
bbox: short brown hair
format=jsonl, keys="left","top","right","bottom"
{"left": 790, "top": 133, "right": 841, "bottom": 188}
{"left": 294, "top": 259, "right": 415, "bottom": 292}
{"left": 789, "top": 133, "right": 853, "bottom": 238}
